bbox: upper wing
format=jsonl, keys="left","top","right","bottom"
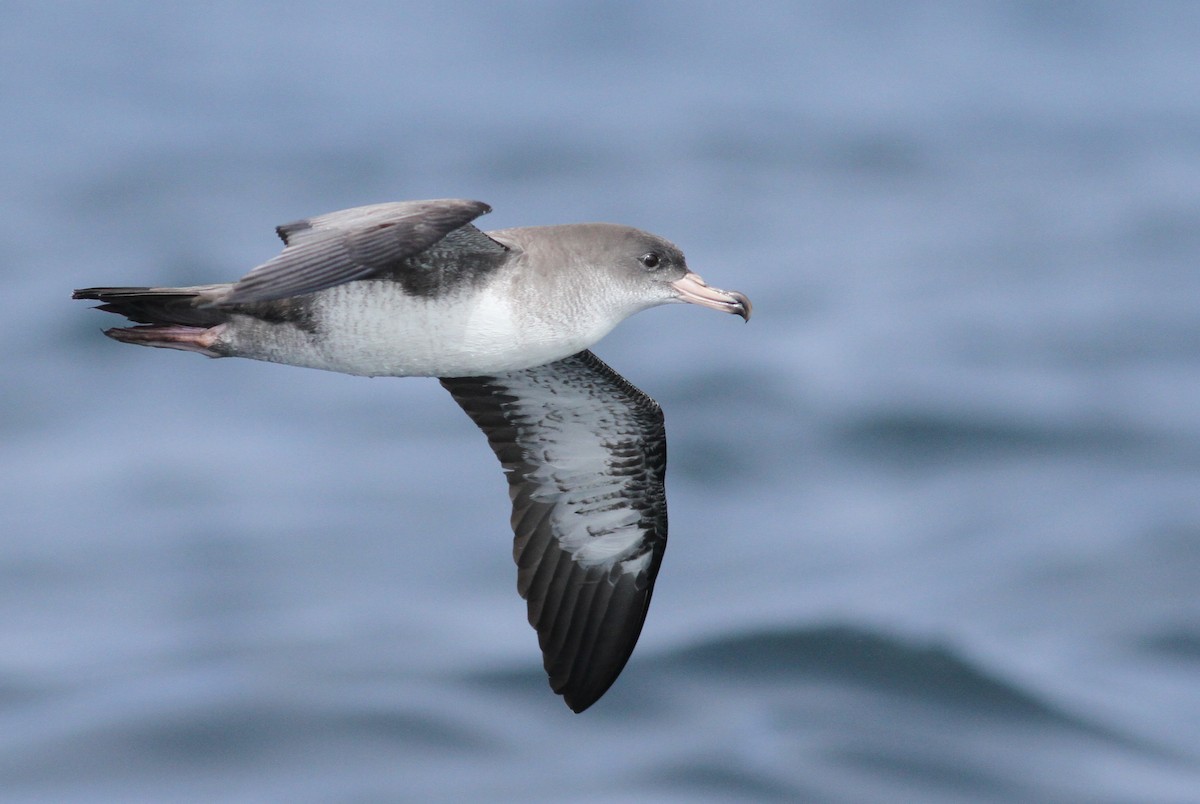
{"left": 440, "top": 350, "right": 668, "bottom": 713}
{"left": 213, "top": 199, "right": 500, "bottom": 306}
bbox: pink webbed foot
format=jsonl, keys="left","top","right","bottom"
{"left": 104, "top": 324, "right": 227, "bottom": 357}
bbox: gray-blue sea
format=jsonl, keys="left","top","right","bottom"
{"left": 4, "top": 2, "right": 1200, "bottom": 801}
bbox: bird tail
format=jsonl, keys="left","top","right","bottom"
{"left": 72, "top": 285, "right": 231, "bottom": 326}
{"left": 73, "top": 284, "right": 232, "bottom": 356}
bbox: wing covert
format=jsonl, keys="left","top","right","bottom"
{"left": 214, "top": 198, "right": 495, "bottom": 306}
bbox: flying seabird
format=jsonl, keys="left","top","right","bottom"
{"left": 73, "top": 198, "right": 751, "bottom": 712}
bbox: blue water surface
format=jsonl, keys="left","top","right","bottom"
{"left": 3, "top": 2, "right": 1200, "bottom": 801}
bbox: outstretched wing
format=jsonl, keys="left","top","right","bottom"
{"left": 440, "top": 350, "right": 668, "bottom": 712}
{"left": 214, "top": 198, "right": 501, "bottom": 306}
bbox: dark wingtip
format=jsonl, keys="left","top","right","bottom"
{"left": 558, "top": 668, "right": 624, "bottom": 713}
{"left": 445, "top": 199, "right": 492, "bottom": 225}
{"left": 275, "top": 218, "right": 313, "bottom": 245}
{"left": 564, "top": 695, "right": 594, "bottom": 714}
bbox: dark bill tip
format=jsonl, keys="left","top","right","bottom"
{"left": 671, "top": 272, "right": 752, "bottom": 321}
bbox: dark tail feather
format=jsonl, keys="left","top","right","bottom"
{"left": 72, "top": 285, "right": 230, "bottom": 327}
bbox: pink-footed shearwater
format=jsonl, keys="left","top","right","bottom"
{"left": 73, "top": 198, "right": 751, "bottom": 712}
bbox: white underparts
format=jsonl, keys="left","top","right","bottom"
{"left": 220, "top": 279, "right": 619, "bottom": 377}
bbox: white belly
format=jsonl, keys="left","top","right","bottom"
{"left": 221, "top": 280, "right": 610, "bottom": 377}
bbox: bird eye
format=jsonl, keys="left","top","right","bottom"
{"left": 639, "top": 252, "right": 661, "bottom": 269}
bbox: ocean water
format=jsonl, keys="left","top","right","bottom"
{"left": 4, "top": 2, "right": 1200, "bottom": 801}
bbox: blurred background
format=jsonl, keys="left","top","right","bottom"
{"left": 4, "top": 1, "right": 1200, "bottom": 800}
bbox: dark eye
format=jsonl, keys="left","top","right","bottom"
{"left": 639, "top": 252, "right": 661, "bottom": 269}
